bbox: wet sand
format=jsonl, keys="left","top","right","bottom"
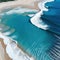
{"left": 0, "top": 38, "right": 12, "bottom": 60}
{"left": 0, "top": 0, "right": 40, "bottom": 12}
{"left": 0, "top": 34, "right": 34, "bottom": 60}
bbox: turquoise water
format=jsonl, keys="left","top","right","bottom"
{"left": 0, "top": 13, "right": 60, "bottom": 60}
{"left": 0, "top": 0, "right": 60, "bottom": 59}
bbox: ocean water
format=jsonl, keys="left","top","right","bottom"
{"left": 0, "top": 0, "right": 60, "bottom": 60}
{"left": 0, "top": 9, "right": 60, "bottom": 60}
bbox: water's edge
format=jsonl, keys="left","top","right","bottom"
{"left": 0, "top": 32, "right": 34, "bottom": 60}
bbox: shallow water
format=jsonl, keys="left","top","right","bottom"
{"left": 0, "top": 11, "right": 60, "bottom": 60}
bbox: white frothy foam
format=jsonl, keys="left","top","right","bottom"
{"left": 30, "top": 0, "right": 54, "bottom": 30}
{"left": 0, "top": 7, "right": 38, "bottom": 15}
{"left": 30, "top": 11, "right": 48, "bottom": 30}
{"left": 0, "top": 32, "right": 34, "bottom": 60}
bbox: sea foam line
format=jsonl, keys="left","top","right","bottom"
{"left": 30, "top": 0, "right": 54, "bottom": 30}
{"left": 0, "top": 32, "right": 34, "bottom": 60}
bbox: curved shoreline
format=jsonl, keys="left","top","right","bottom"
{"left": 0, "top": 32, "right": 34, "bottom": 60}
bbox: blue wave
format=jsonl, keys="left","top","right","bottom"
{"left": 40, "top": 0, "right": 60, "bottom": 36}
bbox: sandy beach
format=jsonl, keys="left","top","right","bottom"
{"left": 0, "top": 0, "right": 40, "bottom": 13}
{"left": 0, "top": 32, "right": 35, "bottom": 60}
{"left": 0, "top": 38, "right": 11, "bottom": 60}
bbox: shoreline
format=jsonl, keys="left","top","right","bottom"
{"left": 0, "top": 38, "right": 12, "bottom": 60}
{"left": 0, "top": 32, "right": 34, "bottom": 60}
{"left": 0, "top": 0, "right": 40, "bottom": 13}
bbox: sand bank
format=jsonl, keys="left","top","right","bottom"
{"left": 0, "top": 38, "right": 11, "bottom": 60}
{"left": 0, "top": 0, "right": 40, "bottom": 12}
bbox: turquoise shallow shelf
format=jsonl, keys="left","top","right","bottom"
{"left": 0, "top": 0, "right": 60, "bottom": 60}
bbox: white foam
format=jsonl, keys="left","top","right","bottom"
{"left": 38, "top": 0, "right": 54, "bottom": 11}
{"left": 0, "top": 32, "right": 11, "bottom": 45}
{"left": 0, "top": 32, "right": 34, "bottom": 60}
{"left": 3, "top": 7, "right": 38, "bottom": 15}
{"left": 3, "top": 28, "right": 15, "bottom": 36}
{"left": 0, "top": 7, "right": 38, "bottom": 18}
{"left": 30, "top": 0, "right": 54, "bottom": 30}
{"left": 30, "top": 11, "right": 48, "bottom": 30}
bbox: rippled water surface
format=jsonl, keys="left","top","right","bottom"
{"left": 0, "top": 11, "right": 60, "bottom": 60}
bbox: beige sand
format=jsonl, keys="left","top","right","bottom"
{"left": 0, "top": 38, "right": 11, "bottom": 60}
{"left": 0, "top": 0, "right": 40, "bottom": 12}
